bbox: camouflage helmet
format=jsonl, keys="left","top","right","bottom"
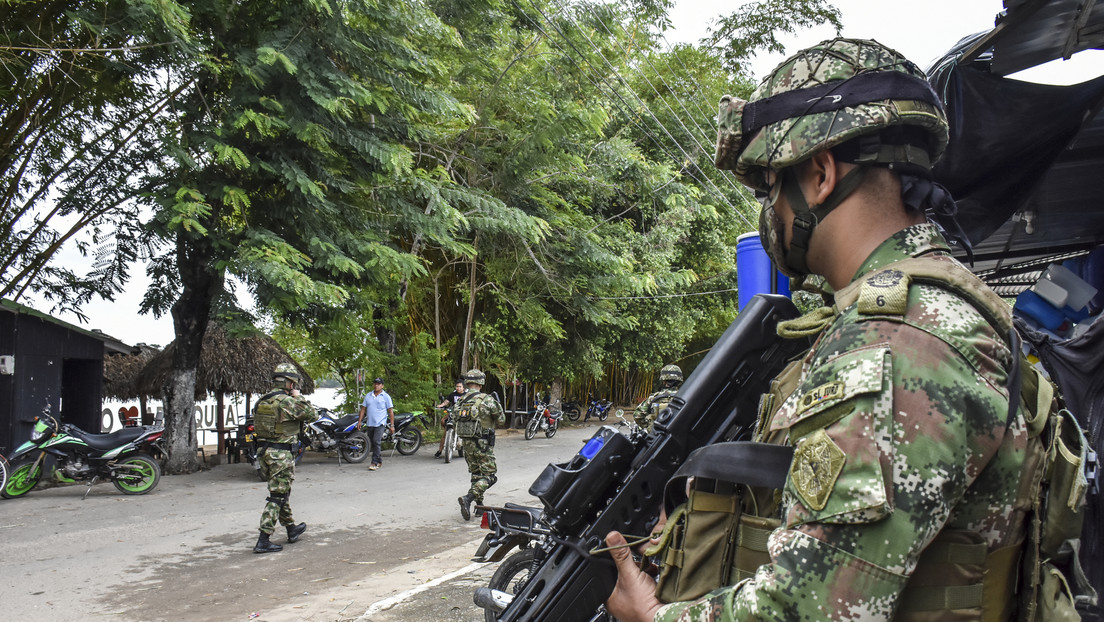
{"left": 462, "top": 368, "right": 486, "bottom": 386}
{"left": 273, "top": 362, "right": 300, "bottom": 384}
{"left": 659, "top": 364, "right": 683, "bottom": 383}
{"left": 714, "top": 37, "right": 948, "bottom": 192}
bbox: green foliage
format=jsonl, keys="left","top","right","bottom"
{"left": 2, "top": 0, "right": 842, "bottom": 466}
{"left": 705, "top": 0, "right": 843, "bottom": 77}
{"left": 0, "top": 0, "right": 193, "bottom": 315}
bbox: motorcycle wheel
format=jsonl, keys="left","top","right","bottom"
{"left": 485, "top": 548, "right": 537, "bottom": 622}
{"left": 0, "top": 453, "right": 9, "bottom": 498}
{"left": 112, "top": 454, "right": 161, "bottom": 495}
{"left": 565, "top": 406, "right": 581, "bottom": 422}
{"left": 444, "top": 429, "right": 455, "bottom": 464}
{"left": 395, "top": 428, "right": 422, "bottom": 455}
{"left": 545, "top": 419, "right": 558, "bottom": 439}
{"left": 2, "top": 458, "right": 42, "bottom": 499}
{"left": 339, "top": 432, "right": 370, "bottom": 464}
{"left": 524, "top": 416, "right": 539, "bottom": 441}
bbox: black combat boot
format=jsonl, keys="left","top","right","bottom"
{"left": 253, "top": 532, "right": 283, "bottom": 554}
{"left": 458, "top": 493, "right": 475, "bottom": 521}
{"left": 286, "top": 522, "right": 307, "bottom": 543}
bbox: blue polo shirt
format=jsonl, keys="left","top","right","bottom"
{"left": 361, "top": 390, "right": 393, "bottom": 427}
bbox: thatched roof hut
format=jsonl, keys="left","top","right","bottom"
{"left": 135, "top": 323, "right": 314, "bottom": 401}
{"left": 103, "top": 343, "right": 162, "bottom": 401}
{"left": 134, "top": 323, "right": 314, "bottom": 454}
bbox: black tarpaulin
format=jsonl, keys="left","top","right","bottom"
{"left": 929, "top": 33, "right": 1104, "bottom": 248}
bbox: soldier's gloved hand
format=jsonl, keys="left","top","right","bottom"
{"left": 605, "top": 531, "right": 663, "bottom": 622}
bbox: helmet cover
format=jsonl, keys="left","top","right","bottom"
{"left": 273, "top": 362, "right": 301, "bottom": 384}
{"left": 659, "top": 364, "right": 683, "bottom": 383}
{"left": 715, "top": 37, "right": 948, "bottom": 191}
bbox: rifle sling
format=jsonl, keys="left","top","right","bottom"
{"left": 664, "top": 442, "right": 794, "bottom": 509}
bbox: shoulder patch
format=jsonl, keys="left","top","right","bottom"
{"left": 858, "top": 269, "right": 910, "bottom": 316}
{"left": 790, "top": 429, "right": 847, "bottom": 510}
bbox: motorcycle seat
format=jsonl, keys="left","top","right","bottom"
{"left": 332, "top": 413, "right": 359, "bottom": 429}
{"left": 67, "top": 425, "right": 149, "bottom": 450}
{"left": 498, "top": 503, "right": 546, "bottom": 532}
{"left": 394, "top": 413, "right": 415, "bottom": 426}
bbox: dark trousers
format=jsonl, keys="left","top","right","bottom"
{"left": 365, "top": 425, "right": 385, "bottom": 465}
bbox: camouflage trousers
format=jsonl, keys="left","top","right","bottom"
{"left": 258, "top": 448, "right": 297, "bottom": 534}
{"left": 461, "top": 437, "right": 498, "bottom": 502}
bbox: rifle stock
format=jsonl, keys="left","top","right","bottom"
{"left": 501, "top": 294, "right": 811, "bottom": 621}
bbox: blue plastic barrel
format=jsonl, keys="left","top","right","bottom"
{"left": 1014, "top": 289, "right": 1067, "bottom": 331}
{"left": 736, "top": 232, "right": 790, "bottom": 310}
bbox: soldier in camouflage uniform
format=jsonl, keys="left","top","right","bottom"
{"left": 634, "top": 364, "right": 683, "bottom": 431}
{"left": 252, "top": 363, "right": 319, "bottom": 554}
{"left": 455, "top": 368, "right": 506, "bottom": 521}
{"left": 606, "top": 38, "right": 1029, "bottom": 621}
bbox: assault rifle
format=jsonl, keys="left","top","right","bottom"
{"left": 491, "top": 294, "right": 812, "bottom": 622}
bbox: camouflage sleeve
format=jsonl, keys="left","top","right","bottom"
{"left": 655, "top": 318, "right": 1012, "bottom": 622}
{"left": 289, "top": 396, "right": 318, "bottom": 423}
{"left": 478, "top": 395, "right": 504, "bottom": 428}
{"left": 634, "top": 393, "right": 655, "bottom": 427}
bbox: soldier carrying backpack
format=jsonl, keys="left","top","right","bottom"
{"left": 605, "top": 37, "right": 1097, "bottom": 622}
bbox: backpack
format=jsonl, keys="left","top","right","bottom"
{"left": 649, "top": 256, "right": 1098, "bottom": 620}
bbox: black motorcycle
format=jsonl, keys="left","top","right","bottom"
{"left": 561, "top": 397, "right": 584, "bottom": 421}
{"left": 473, "top": 504, "right": 609, "bottom": 622}
{"left": 235, "top": 407, "right": 368, "bottom": 479}
{"left": 3, "top": 413, "right": 163, "bottom": 499}
{"left": 472, "top": 504, "right": 552, "bottom": 622}
{"left": 379, "top": 411, "right": 428, "bottom": 455}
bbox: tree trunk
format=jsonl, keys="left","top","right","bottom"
{"left": 161, "top": 366, "right": 199, "bottom": 473}
{"left": 162, "top": 230, "right": 223, "bottom": 474}
{"left": 433, "top": 273, "right": 441, "bottom": 385}
{"left": 460, "top": 236, "right": 479, "bottom": 372}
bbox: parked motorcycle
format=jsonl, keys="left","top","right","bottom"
{"left": 438, "top": 408, "right": 464, "bottom": 463}
{"left": 561, "top": 397, "right": 584, "bottom": 421}
{"left": 235, "top": 407, "right": 367, "bottom": 480}
{"left": 524, "top": 396, "right": 562, "bottom": 440}
{"left": 473, "top": 503, "right": 608, "bottom": 622}
{"left": 472, "top": 503, "right": 551, "bottom": 622}
{"left": 583, "top": 395, "right": 612, "bottom": 422}
{"left": 0, "top": 450, "right": 10, "bottom": 498}
{"left": 2, "top": 413, "right": 163, "bottom": 499}
{"left": 302, "top": 408, "right": 370, "bottom": 463}
{"left": 379, "top": 411, "right": 428, "bottom": 455}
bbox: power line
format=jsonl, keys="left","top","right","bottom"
{"left": 595, "top": 287, "right": 738, "bottom": 300}
{"left": 520, "top": 0, "right": 756, "bottom": 230}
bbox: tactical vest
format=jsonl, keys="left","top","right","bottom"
{"left": 651, "top": 390, "right": 677, "bottom": 419}
{"left": 455, "top": 392, "right": 485, "bottom": 439}
{"left": 254, "top": 390, "right": 297, "bottom": 439}
{"left": 650, "top": 256, "right": 1097, "bottom": 620}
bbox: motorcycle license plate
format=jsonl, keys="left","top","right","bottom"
{"left": 245, "top": 434, "right": 255, "bottom": 443}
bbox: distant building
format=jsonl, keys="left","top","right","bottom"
{"left": 0, "top": 299, "right": 133, "bottom": 455}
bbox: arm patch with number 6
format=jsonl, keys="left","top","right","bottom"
{"left": 858, "top": 269, "right": 910, "bottom": 316}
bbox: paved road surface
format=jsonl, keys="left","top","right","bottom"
{"left": 0, "top": 419, "right": 613, "bottom": 621}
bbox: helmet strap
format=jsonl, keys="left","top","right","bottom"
{"left": 782, "top": 164, "right": 868, "bottom": 275}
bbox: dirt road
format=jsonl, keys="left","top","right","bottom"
{"left": 0, "top": 421, "right": 604, "bottom": 621}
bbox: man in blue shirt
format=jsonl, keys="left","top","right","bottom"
{"left": 357, "top": 377, "right": 394, "bottom": 470}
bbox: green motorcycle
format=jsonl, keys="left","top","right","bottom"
{"left": 2, "top": 413, "right": 162, "bottom": 500}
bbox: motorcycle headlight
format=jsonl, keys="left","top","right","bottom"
{"left": 30, "top": 419, "right": 51, "bottom": 441}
